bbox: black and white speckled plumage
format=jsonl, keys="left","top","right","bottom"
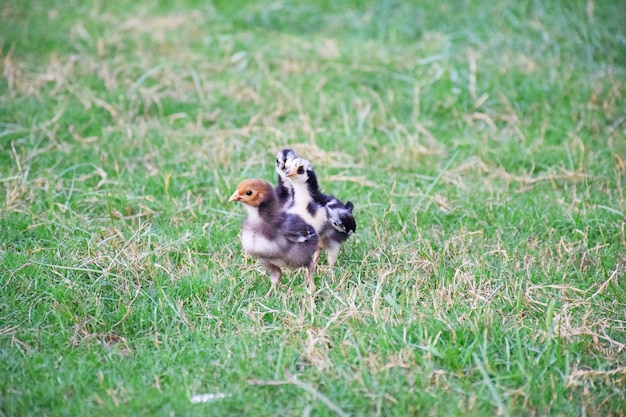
{"left": 284, "top": 157, "right": 356, "bottom": 266}
{"left": 274, "top": 149, "right": 298, "bottom": 209}
{"left": 326, "top": 199, "right": 356, "bottom": 236}
{"left": 229, "top": 178, "right": 318, "bottom": 296}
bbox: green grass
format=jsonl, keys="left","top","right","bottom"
{"left": 1, "top": 0, "right": 625, "bottom": 415}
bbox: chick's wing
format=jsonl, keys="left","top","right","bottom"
{"left": 281, "top": 213, "right": 318, "bottom": 244}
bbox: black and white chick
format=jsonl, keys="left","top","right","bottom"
{"left": 284, "top": 156, "right": 356, "bottom": 266}
{"left": 274, "top": 149, "right": 298, "bottom": 209}
{"left": 229, "top": 178, "right": 319, "bottom": 297}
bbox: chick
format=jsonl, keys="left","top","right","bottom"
{"left": 284, "top": 157, "right": 356, "bottom": 266}
{"left": 274, "top": 149, "right": 298, "bottom": 208}
{"left": 229, "top": 179, "right": 319, "bottom": 296}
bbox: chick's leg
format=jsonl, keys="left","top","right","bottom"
{"left": 325, "top": 241, "right": 341, "bottom": 267}
{"left": 305, "top": 261, "right": 316, "bottom": 293}
{"left": 312, "top": 246, "right": 322, "bottom": 265}
{"left": 263, "top": 261, "right": 282, "bottom": 298}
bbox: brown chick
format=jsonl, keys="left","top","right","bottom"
{"left": 229, "top": 179, "right": 319, "bottom": 297}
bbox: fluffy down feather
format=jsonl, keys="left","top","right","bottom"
{"left": 284, "top": 156, "right": 356, "bottom": 266}
{"left": 274, "top": 149, "right": 298, "bottom": 209}
{"left": 230, "top": 178, "right": 318, "bottom": 296}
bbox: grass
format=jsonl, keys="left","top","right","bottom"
{"left": 1, "top": 0, "right": 625, "bottom": 415}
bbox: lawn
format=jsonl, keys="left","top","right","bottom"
{"left": 1, "top": 0, "right": 625, "bottom": 415}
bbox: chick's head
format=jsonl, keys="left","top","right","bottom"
{"left": 229, "top": 179, "right": 274, "bottom": 207}
{"left": 276, "top": 149, "right": 298, "bottom": 174}
{"left": 284, "top": 157, "right": 313, "bottom": 183}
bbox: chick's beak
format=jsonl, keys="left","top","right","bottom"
{"left": 228, "top": 190, "right": 241, "bottom": 202}
{"left": 285, "top": 166, "right": 299, "bottom": 178}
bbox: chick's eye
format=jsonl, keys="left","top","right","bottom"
{"left": 245, "top": 190, "right": 253, "bottom": 196}
{"left": 297, "top": 166, "right": 305, "bottom": 175}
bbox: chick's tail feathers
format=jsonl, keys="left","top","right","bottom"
{"left": 340, "top": 212, "right": 356, "bottom": 234}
